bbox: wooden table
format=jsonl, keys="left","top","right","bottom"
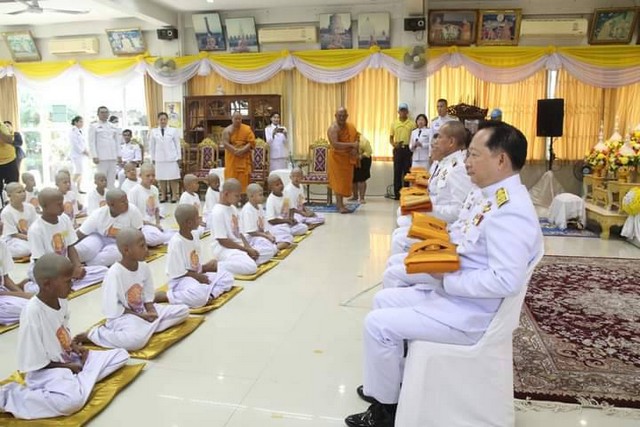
{"left": 585, "top": 202, "right": 628, "bottom": 239}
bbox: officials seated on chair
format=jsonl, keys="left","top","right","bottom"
{"left": 345, "top": 121, "right": 543, "bottom": 427}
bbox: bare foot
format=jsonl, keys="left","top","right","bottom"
{"left": 154, "top": 290, "right": 169, "bottom": 303}
{"left": 348, "top": 197, "right": 358, "bottom": 202}
{"left": 277, "top": 242, "right": 291, "bottom": 250}
{"left": 339, "top": 207, "right": 353, "bottom": 214}
{"left": 359, "top": 199, "right": 366, "bottom": 204}
{"left": 73, "top": 332, "right": 92, "bottom": 345}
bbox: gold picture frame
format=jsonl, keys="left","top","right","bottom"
{"left": 2, "top": 31, "right": 40, "bottom": 62}
{"left": 105, "top": 28, "right": 146, "bottom": 56}
{"left": 589, "top": 8, "right": 638, "bottom": 45}
{"left": 428, "top": 10, "right": 477, "bottom": 46}
{"left": 477, "top": 9, "right": 522, "bottom": 46}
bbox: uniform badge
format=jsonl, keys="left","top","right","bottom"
{"left": 483, "top": 201, "right": 492, "bottom": 213}
{"left": 473, "top": 213, "right": 484, "bottom": 226}
{"left": 496, "top": 188, "right": 509, "bottom": 208}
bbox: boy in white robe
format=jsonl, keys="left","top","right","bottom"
{"left": 128, "top": 163, "right": 175, "bottom": 247}
{"left": 161, "top": 204, "right": 233, "bottom": 308}
{"left": 74, "top": 189, "right": 144, "bottom": 267}
{"left": 25, "top": 188, "right": 108, "bottom": 294}
{"left": 283, "top": 168, "right": 325, "bottom": 229}
{"left": 241, "top": 183, "right": 286, "bottom": 257}
{"left": 179, "top": 174, "right": 203, "bottom": 215}
{"left": 56, "top": 171, "right": 84, "bottom": 228}
{"left": 0, "top": 239, "right": 31, "bottom": 325}
{"left": 203, "top": 173, "right": 220, "bottom": 229}
{"left": 78, "top": 228, "right": 189, "bottom": 351}
{"left": 86, "top": 172, "right": 108, "bottom": 215}
{"left": 210, "top": 179, "right": 262, "bottom": 276}
{"left": 0, "top": 254, "right": 129, "bottom": 420}
{"left": 22, "top": 172, "right": 40, "bottom": 213}
{"left": 119, "top": 162, "right": 140, "bottom": 194}
{"left": 1, "top": 182, "right": 37, "bottom": 258}
{"left": 265, "top": 174, "right": 308, "bottom": 238}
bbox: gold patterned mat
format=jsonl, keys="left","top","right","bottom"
{"left": 68, "top": 282, "right": 102, "bottom": 300}
{"left": 273, "top": 244, "right": 297, "bottom": 261}
{"left": 145, "top": 244, "right": 168, "bottom": 263}
{"left": 0, "top": 363, "right": 145, "bottom": 426}
{"left": 0, "top": 323, "right": 19, "bottom": 335}
{"left": 156, "top": 285, "right": 244, "bottom": 314}
{"left": 293, "top": 231, "right": 312, "bottom": 244}
{"left": 234, "top": 260, "right": 279, "bottom": 281}
{"left": 85, "top": 316, "right": 204, "bottom": 360}
{"left": 12, "top": 256, "right": 30, "bottom": 264}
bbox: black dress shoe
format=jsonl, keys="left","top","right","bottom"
{"left": 345, "top": 402, "right": 396, "bottom": 427}
{"left": 357, "top": 385, "right": 377, "bottom": 404}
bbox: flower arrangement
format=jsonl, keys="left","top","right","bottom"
{"left": 622, "top": 187, "right": 640, "bottom": 216}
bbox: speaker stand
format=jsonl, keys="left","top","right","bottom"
{"left": 548, "top": 136, "right": 555, "bottom": 171}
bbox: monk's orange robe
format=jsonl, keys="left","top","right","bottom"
{"left": 328, "top": 123, "right": 358, "bottom": 197}
{"left": 224, "top": 124, "right": 256, "bottom": 191}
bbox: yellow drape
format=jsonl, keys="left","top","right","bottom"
{"left": 428, "top": 67, "right": 546, "bottom": 161}
{"left": 290, "top": 70, "right": 344, "bottom": 157}
{"left": 554, "top": 69, "right": 604, "bottom": 161}
{"left": 345, "top": 68, "right": 398, "bottom": 159}
{"left": 144, "top": 74, "right": 163, "bottom": 128}
{"left": 188, "top": 71, "right": 286, "bottom": 97}
{"left": 603, "top": 82, "right": 640, "bottom": 137}
{"left": 0, "top": 76, "right": 19, "bottom": 128}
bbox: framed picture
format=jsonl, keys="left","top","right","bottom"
{"left": 358, "top": 12, "right": 390, "bottom": 49}
{"left": 225, "top": 17, "right": 259, "bottom": 53}
{"left": 164, "top": 102, "right": 182, "bottom": 128}
{"left": 319, "top": 13, "right": 353, "bottom": 49}
{"left": 2, "top": 31, "right": 40, "bottom": 62}
{"left": 105, "top": 28, "right": 146, "bottom": 56}
{"left": 192, "top": 13, "right": 226, "bottom": 52}
{"left": 477, "top": 10, "right": 522, "bottom": 45}
{"left": 428, "top": 10, "right": 477, "bottom": 46}
{"left": 589, "top": 8, "right": 638, "bottom": 45}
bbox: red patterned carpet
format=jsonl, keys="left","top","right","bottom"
{"left": 514, "top": 256, "right": 640, "bottom": 409}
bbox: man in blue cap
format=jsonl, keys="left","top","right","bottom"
{"left": 389, "top": 103, "right": 416, "bottom": 200}
{"left": 490, "top": 108, "right": 503, "bottom": 121}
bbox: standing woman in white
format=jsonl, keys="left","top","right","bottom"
{"left": 409, "top": 114, "right": 431, "bottom": 170}
{"left": 265, "top": 112, "right": 289, "bottom": 171}
{"left": 68, "top": 116, "right": 90, "bottom": 194}
{"left": 149, "top": 112, "right": 181, "bottom": 203}
{"left": 88, "top": 106, "right": 122, "bottom": 190}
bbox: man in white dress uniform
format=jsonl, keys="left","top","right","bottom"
{"left": 430, "top": 98, "right": 459, "bottom": 141}
{"left": 88, "top": 106, "right": 122, "bottom": 190}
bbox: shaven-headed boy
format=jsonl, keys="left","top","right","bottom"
{"left": 1, "top": 182, "right": 37, "bottom": 258}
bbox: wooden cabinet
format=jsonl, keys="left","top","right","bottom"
{"left": 183, "top": 94, "right": 281, "bottom": 145}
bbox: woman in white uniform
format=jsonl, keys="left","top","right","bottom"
{"left": 68, "top": 116, "right": 89, "bottom": 194}
{"left": 265, "top": 112, "right": 289, "bottom": 171}
{"left": 409, "top": 114, "right": 431, "bottom": 170}
{"left": 149, "top": 112, "right": 181, "bottom": 203}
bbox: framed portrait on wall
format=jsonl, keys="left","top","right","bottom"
{"left": 225, "top": 17, "right": 259, "bottom": 53}
{"left": 319, "top": 13, "right": 353, "bottom": 49}
{"left": 358, "top": 13, "right": 390, "bottom": 49}
{"left": 164, "top": 102, "right": 182, "bottom": 128}
{"left": 477, "top": 10, "right": 522, "bottom": 45}
{"left": 2, "top": 31, "right": 40, "bottom": 62}
{"left": 105, "top": 28, "right": 146, "bottom": 55}
{"left": 192, "top": 13, "right": 226, "bottom": 52}
{"left": 589, "top": 8, "right": 638, "bottom": 45}
{"left": 428, "top": 10, "right": 477, "bottom": 46}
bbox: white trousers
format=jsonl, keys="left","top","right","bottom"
{"left": 0, "top": 348, "right": 129, "bottom": 420}
{"left": 390, "top": 226, "right": 420, "bottom": 255}
{"left": 0, "top": 295, "right": 28, "bottom": 325}
{"left": 268, "top": 224, "right": 294, "bottom": 244}
{"left": 25, "top": 264, "right": 108, "bottom": 294}
{"left": 4, "top": 237, "right": 30, "bottom": 258}
{"left": 213, "top": 246, "right": 258, "bottom": 276}
{"left": 246, "top": 235, "right": 278, "bottom": 265}
{"left": 269, "top": 158, "right": 288, "bottom": 171}
{"left": 363, "top": 287, "right": 481, "bottom": 404}
{"left": 290, "top": 221, "right": 309, "bottom": 236}
{"left": 383, "top": 253, "right": 445, "bottom": 289}
{"left": 168, "top": 270, "right": 234, "bottom": 308}
{"left": 293, "top": 212, "right": 325, "bottom": 226}
{"left": 75, "top": 234, "right": 121, "bottom": 267}
{"left": 397, "top": 213, "right": 411, "bottom": 228}
{"left": 88, "top": 303, "right": 189, "bottom": 351}
{"left": 96, "top": 160, "right": 118, "bottom": 190}
{"left": 141, "top": 225, "right": 176, "bottom": 247}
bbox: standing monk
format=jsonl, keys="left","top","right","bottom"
{"left": 223, "top": 112, "right": 256, "bottom": 192}
{"left": 327, "top": 107, "right": 359, "bottom": 214}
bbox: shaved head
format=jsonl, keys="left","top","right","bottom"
{"left": 106, "top": 189, "right": 126, "bottom": 203}
{"left": 174, "top": 203, "right": 198, "bottom": 225}
{"left": 123, "top": 161, "right": 137, "bottom": 171}
{"left": 38, "top": 187, "right": 63, "bottom": 207}
{"left": 5, "top": 182, "right": 22, "bottom": 195}
{"left": 21, "top": 172, "right": 34, "bottom": 181}
{"left": 207, "top": 173, "right": 220, "bottom": 185}
{"left": 94, "top": 172, "right": 107, "bottom": 181}
{"left": 222, "top": 178, "right": 242, "bottom": 193}
{"left": 246, "top": 183, "right": 262, "bottom": 196}
{"left": 183, "top": 174, "right": 198, "bottom": 185}
{"left": 267, "top": 173, "right": 282, "bottom": 186}
{"left": 54, "top": 171, "right": 69, "bottom": 184}
{"left": 290, "top": 167, "right": 303, "bottom": 177}
{"left": 116, "top": 227, "right": 144, "bottom": 252}
{"left": 140, "top": 162, "right": 155, "bottom": 174}
{"left": 33, "top": 253, "right": 73, "bottom": 285}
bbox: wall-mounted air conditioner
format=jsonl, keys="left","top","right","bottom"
{"left": 49, "top": 37, "right": 99, "bottom": 55}
{"left": 520, "top": 19, "right": 588, "bottom": 37}
{"left": 258, "top": 26, "right": 317, "bottom": 43}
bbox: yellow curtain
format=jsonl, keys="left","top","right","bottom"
{"left": 144, "top": 74, "right": 163, "bottom": 128}
{"left": 427, "top": 66, "right": 480, "bottom": 118}
{"left": 603, "top": 81, "right": 640, "bottom": 138}
{"left": 554, "top": 69, "right": 604, "bottom": 161}
{"left": 0, "top": 76, "right": 19, "bottom": 128}
{"left": 344, "top": 68, "right": 398, "bottom": 159}
{"left": 290, "top": 70, "right": 344, "bottom": 157}
{"left": 188, "top": 72, "right": 286, "bottom": 97}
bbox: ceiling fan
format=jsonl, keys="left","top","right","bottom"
{"left": 4, "top": 0, "right": 89, "bottom": 15}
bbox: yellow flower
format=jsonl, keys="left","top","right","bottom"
{"left": 620, "top": 156, "right": 629, "bottom": 165}
{"left": 597, "top": 153, "right": 605, "bottom": 160}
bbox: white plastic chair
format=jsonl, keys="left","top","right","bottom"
{"left": 395, "top": 247, "right": 544, "bottom": 427}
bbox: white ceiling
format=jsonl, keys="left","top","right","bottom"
{"left": 0, "top": 0, "right": 130, "bottom": 26}
{"left": 151, "top": 0, "right": 390, "bottom": 11}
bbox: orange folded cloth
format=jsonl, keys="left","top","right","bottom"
{"left": 400, "top": 202, "right": 432, "bottom": 215}
{"left": 400, "top": 187, "right": 428, "bottom": 196}
{"left": 408, "top": 213, "right": 449, "bottom": 241}
{"left": 410, "top": 167, "right": 427, "bottom": 173}
{"left": 402, "top": 194, "right": 431, "bottom": 208}
{"left": 414, "top": 176, "right": 429, "bottom": 188}
{"left": 404, "top": 239, "right": 460, "bottom": 274}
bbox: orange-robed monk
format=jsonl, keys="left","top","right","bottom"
{"left": 327, "top": 107, "right": 359, "bottom": 214}
{"left": 223, "top": 112, "right": 256, "bottom": 191}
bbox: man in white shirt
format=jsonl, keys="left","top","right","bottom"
{"left": 88, "top": 106, "right": 122, "bottom": 190}
{"left": 117, "top": 129, "right": 142, "bottom": 185}
{"left": 430, "top": 98, "right": 459, "bottom": 141}
{"left": 265, "top": 112, "right": 289, "bottom": 171}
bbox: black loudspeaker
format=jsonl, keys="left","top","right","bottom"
{"left": 536, "top": 99, "right": 564, "bottom": 137}
{"left": 157, "top": 28, "right": 179, "bottom": 40}
{"left": 404, "top": 17, "right": 426, "bottom": 31}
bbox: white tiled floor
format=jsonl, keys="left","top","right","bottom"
{"left": 2, "top": 197, "right": 639, "bottom": 426}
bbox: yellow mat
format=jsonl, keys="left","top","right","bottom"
{"left": 145, "top": 244, "right": 168, "bottom": 263}
{"left": 12, "top": 256, "right": 30, "bottom": 264}
{"left": 85, "top": 316, "right": 204, "bottom": 360}
{"left": 68, "top": 282, "right": 102, "bottom": 300}
{"left": 234, "top": 260, "right": 279, "bottom": 281}
{"left": 0, "top": 363, "right": 145, "bottom": 426}
{"left": 293, "top": 231, "right": 312, "bottom": 244}
{"left": 0, "top": 323, "right": 19, "bottom": 335}
{"left": 273, "top": 244, "right": 297, "bottom": 261}
{"left": 156, "top": 285, "right": 244, "bottom": 314}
